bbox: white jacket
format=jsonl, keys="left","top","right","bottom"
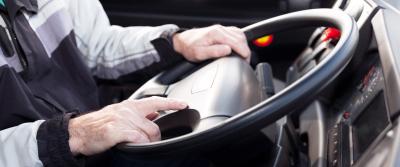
{"left": 0, "top": 0, "right": 179, "bottom": 166}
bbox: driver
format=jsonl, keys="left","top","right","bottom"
{"left": 0, "top": 0, "right": 250, "bottom": 166}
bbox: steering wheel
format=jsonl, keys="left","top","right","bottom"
{"left": 117, "top": 9, "right": 358, "bottom": 157}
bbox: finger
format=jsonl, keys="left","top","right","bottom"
{"left": 123, "top": 130, "right": 151, "bottom": 144}
{"left": 140, "top": 120, "right": 161, "bottom": 142}
{"left": 223, "top": 27, "right": 246, "bottom": 42}
{"left": 209, "top": 28, "right": 251, "bottom": 59}
{"left": 123, "top": 96, "right": 187, "bottom": 117}
{"left": 124, "top": 111, "right": 162, "bottom": 142}
{"left": 223, "top": 28, "right": 251, "bottom": 59}
{"left": 111, "top": 106, "right": 161, "bottom": 142}
{"left": 130, "top": 97, "right": 188, "bottom": 116}
{"left": 193, "top": 44, "right": 232, "bottom": 59}
{"left": 104, "top": 113, "right": 152, "bottom": 144}
{"left": 246, "top": 56, "right": 251, "bottom": 63}
{"left": 225, "top": 27, "right": 253, "bottom": 61}
{"left": 227, "top": 26, "right": 243, "bottom": 34}
{"left": 221, "top": 28, "right": 251, "bottom": 60}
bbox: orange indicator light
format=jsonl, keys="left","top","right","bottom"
{"left": 253, "top": 35, "right": 274, "bottom": 47}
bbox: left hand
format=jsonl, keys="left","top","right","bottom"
{"left": 172, "top": 25, "right": 251, "bottom": 62}
{"left": 68, "top": 97, "right": 188, "bottom": 156}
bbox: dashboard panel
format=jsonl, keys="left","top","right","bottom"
{"left": 322, "top": 0, "right": 400, "bottom": 166}
{"left": 275, "top": 0, "right": 400, "bottom": 166}
{"left": 352, "top": 91, "right": 390, "bottom": 159}
{"left": 327, "top": 55, "right": 392, "bottom": 166}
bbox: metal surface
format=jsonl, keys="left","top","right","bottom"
{"left": 167, "top": 56, "right": 262, "bottom": 119}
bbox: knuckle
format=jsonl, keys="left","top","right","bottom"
{"left": 230, "top": 26, "right": 242, "bottom": 33}
{"left": 212, "top": 24, "right": 222, "bottom": 28}
{"left": 111, "top": 113, "right": 123, "bottom": 122}
{"left": 123, "top": 98, "right": 136, "bottom": 104}
{"left": 210, "top": 26, "right": 222, "bottom": 34}
{"left": 124, "top": 99, "right": 138, "bottom": 106}
{"left": 108, "top": 115, "right": 117, "bottom": 123}
{"left": 220, "top": 47, "right": 231, "bottom": 56}
{"left": 207, "top": 29, "right": 217, "bottom": 36}
{"left": 103, "top": 105, "right": 116, "bottom": 112}
{"left": 191, "top": 49, "right": 203, "bottom": 60}
{"left": 214, "top": 27, "right": 223, "bottom": 34}
{"left": 148, "top": 96, "right": 162, "bottom": 102}
{"left": 210, "top": 48, "right": 221, "bottom": 56}
{"left": 235, "top": 28, "right": 243, "bottom": 33}
{"left": 231, "top": 26, "right": 240, "bottom": 30}
{"left": 240, "top": 34, "right": 247, "bottom": 41}
{"left": 231, "top": 38, "right": 240, "bottom": 44}
{"left": 103, "top": 124, "right": 114, "bottom": 134}
{"left": 109, "top": 107, "right": 123, "bottom": 116}
{"left": 147, "top": 123, "right": 161, "bottom": 138}
{"left": 127, "top": 130, "right": 141, "bottom": 141}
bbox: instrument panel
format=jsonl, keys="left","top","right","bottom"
{"left": 328, "top": 58, "right": 392, "bottom": 166}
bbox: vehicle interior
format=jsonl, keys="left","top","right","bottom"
{"left": 95, "top": 0, "right": 400, "bottom": 166}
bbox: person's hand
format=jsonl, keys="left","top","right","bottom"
{"left": 172, "top": 25, "right": 251, "bottom": 62}
{"left": 68, "top": 97, "right": 187, "bottom": 156}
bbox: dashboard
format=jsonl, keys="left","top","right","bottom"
{"left": 286, "top": 0, "right": 400, "bottom": 166}
{"left": 323, "top": 0, "right": 400, "bottom": 166}
{"left": 328, "top": 58, "right": 392, "bottom": 166}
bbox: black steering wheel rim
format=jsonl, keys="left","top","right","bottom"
{"left": 117, "top": 8, "right": 359, "bottom": 157}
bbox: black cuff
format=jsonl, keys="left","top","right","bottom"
{"left": 37, "top": 113, "right": 85, "bottom": 167}
{"left": 151, "top": 30, "right": 185, "bottom": 66}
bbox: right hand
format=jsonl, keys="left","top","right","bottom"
{"left": 68, "top": 97, "right": 188, "bottom": 156}
{"left": 172, "top": 25, "right": 251, "bottom": 62}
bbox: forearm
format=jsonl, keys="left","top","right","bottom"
{"left": 68, "top": 0, "right": 181, "bottom": 79}
{"left": 116, "top": 35, "right": 186, "bottom": 80}
{"left": 0, "top": 120, "right": 44, "bottom": 167}
{"left": 77, "top": 24, "right": 180, "bottom": 79}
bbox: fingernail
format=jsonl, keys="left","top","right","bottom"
{"left": 179, "top": 102, "right": 188, "bottom": 108}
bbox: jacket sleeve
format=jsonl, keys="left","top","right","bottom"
{"left": 66, "top": 0, "right": 181, "bottom": 79}
{"left": 36, "top": 113, "right": 85, "bottom": 167}
{"left": 0, "top": 120, "right": 45, "bottom": 167}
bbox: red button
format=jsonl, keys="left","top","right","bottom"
{"left": 343, "top": 111, "right": 351, "bottom": 119}
{"left": 321, "top": 28, "right": 341, "bottom": 42}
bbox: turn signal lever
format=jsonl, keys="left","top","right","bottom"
{"left": 256, "top": 63, "right": 276, "bottom": 98}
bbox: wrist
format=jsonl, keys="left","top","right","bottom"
{"left": 68, "top": 118, "right": 82, "bottom": 156}
{"left": 37, "top": 113, "right": 86, "bottom": 166}
{"left": 171, "top": 28, "right": 187, "bottom": 55}
{"left": 172, "top": 33, "right": 183, "bottom": 55}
